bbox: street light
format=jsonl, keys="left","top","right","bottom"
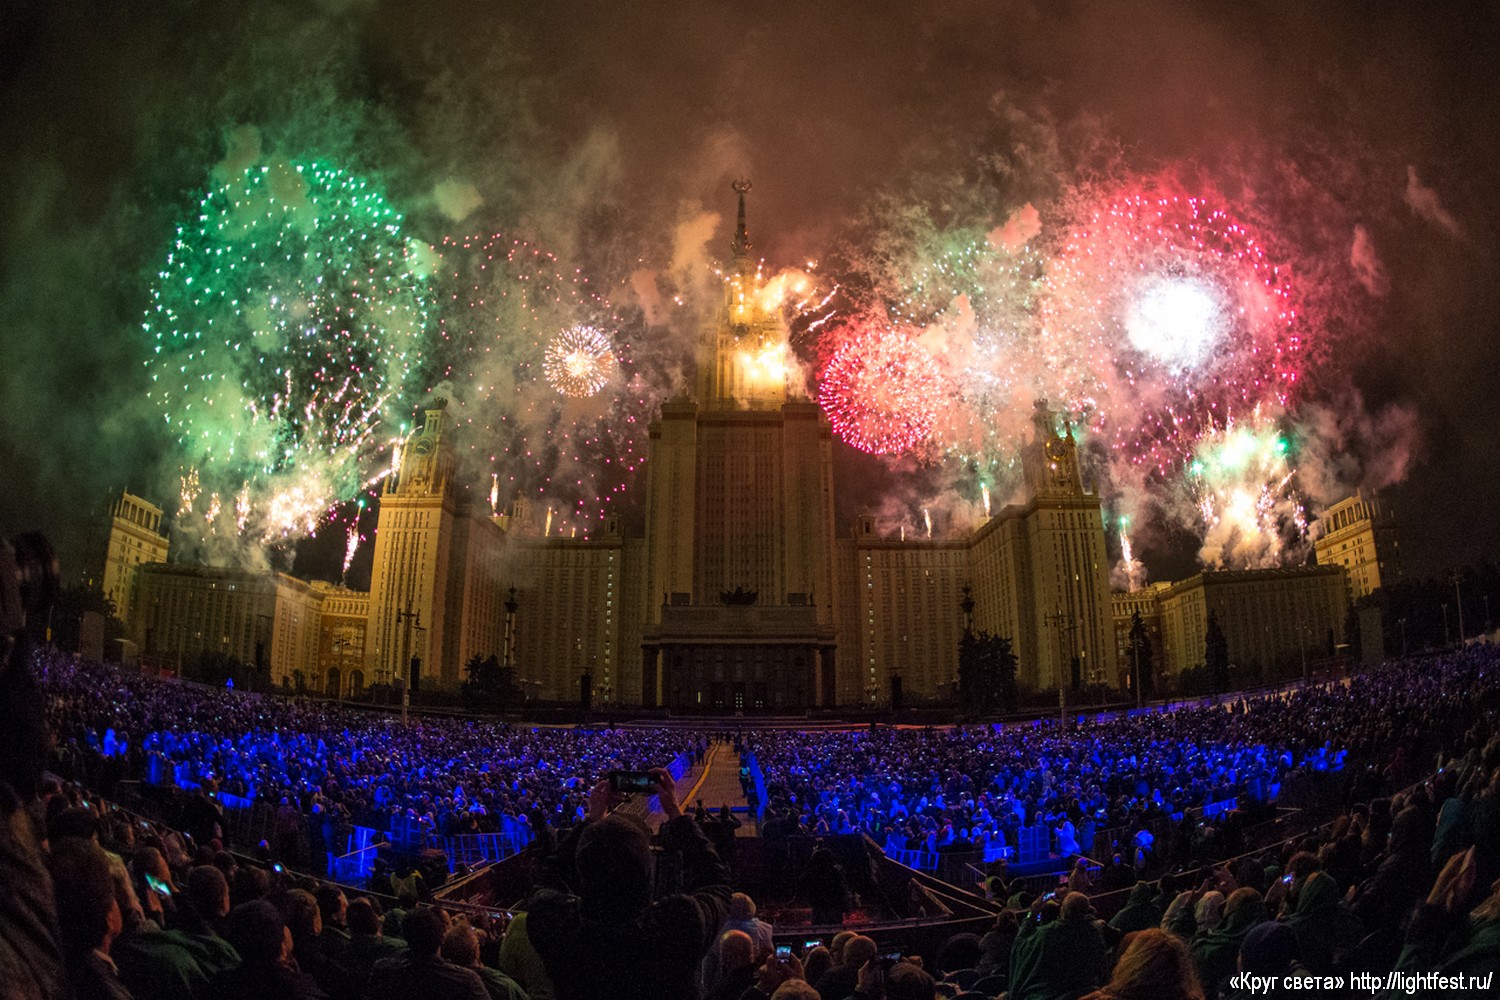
{"left": 1453, "top": 574, "right": 1467, "bottom": 648}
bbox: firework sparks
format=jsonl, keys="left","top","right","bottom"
{"left": 544, "top": 324, "right": 617, "bottom": 397}
{"left": 818, "top": 324, "right": 945, "bottom": 456}
{"left": 145, "top": 159, "right": 430, "bottom": 550}
{"left": 1187, "top": 418, "right": 1307, "bottom": 569}
{"left": 430, "top": 233, "right": 649, "bottom": 538}
{"left": 1040, "top": 181, "right": 1304, "bottom": 474}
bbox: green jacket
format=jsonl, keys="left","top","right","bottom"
{"left": 1191, "top": 900, "right": 1270, "bottom": 995}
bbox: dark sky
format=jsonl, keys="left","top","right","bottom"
{"left": 2, "top": 0, "right": 1498, "bottom": 585}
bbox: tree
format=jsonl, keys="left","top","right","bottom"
{"left": 1204, "top": 611, "right": 1230, "bottom": 696}
{"left": 190, "top": 649, "right": 247, "bottom": 687}
{"left": 1127, "top": 611, "right": 1155, "bottom": 701}
{"left": 958, "top": 629, "right": 1018, "bottom": 715}
{"left": 45, "top": 583, "right": 124, "bottom": 656}
{"left": 462, "top": 653, "right": 520, "bottom": 713}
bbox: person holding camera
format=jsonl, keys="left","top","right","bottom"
{"left": 525, "top": 767, "right": 730, "bottom": 1000}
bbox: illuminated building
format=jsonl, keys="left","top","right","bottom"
{"left": 365, "top": 401, "right": 509, "bottom": 693}
{"left": 131, "top": 564, "right": 322, "bottom": 688}
{"left": 1156, "top": 566, "right": 1348, "bottom": 682}
{"left": 101, "top": 493, "right": 170, "bottom": 628}
{"left": 1314, "top": 490, "right": 1402, "bottom": 602}
{"left": 311, "top": 581, "right": 368, "bottom": 697}
{"left": 1112, "top": 583, "right": 1169, "bottom": 694}
{"left": 638, "top": 181, "right": 840, "bottom": 710}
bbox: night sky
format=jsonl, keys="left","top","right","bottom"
{"left": 2, "top": 0, "right": 1498, "bottom": 588}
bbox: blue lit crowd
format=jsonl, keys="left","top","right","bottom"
{"left": 5, "top": 645, "right": 1500, "bottom": 1000}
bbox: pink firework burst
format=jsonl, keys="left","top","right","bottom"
{"left": 818, "top": 326, "right": 944, "bottom": 455}
{"left": 1040, "top": 179, "right": 1305, "bottom": 474}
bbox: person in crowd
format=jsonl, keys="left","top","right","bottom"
{"left": 1223, "top": 922, "right": 1303, "bottom": 1000}
{"left": 1381, "top": 846, "right": 1500, "bottom": 998}
{"left": 495, "top": 911, "right": 553, "bottom": 1000}
{"left": 1192, "top": 891, "right": 1225, "bottom": 936}
{"left": 1109, "top": 882, "right": 1163, "bottom": 935}
{"left": 315, "top": 887, "right": 351, "bottom": 963}
{"left": 178, "top": 865, "right": 240, "bottom": 978}
{"left": 1081, "top": 928, "right": 1204, "bottom": 1000}
{"left": 341, "top": 897, "right": 405, "bottom": 992}
{"left": 975, "top": 909, "right": 1018, "bottom": 979}
{"left": 703, "top": 930, "right": 758, "bottom": 1000}
{"left": 1270, "top": 851, "right": 1343, "bottom": 973}
{"left": 814, "top": 932, "right": 876, "bottom": 1000}
{"left": 721, "top": 892, "right": 774, "bottom": 959}
{"left": 1188, "top": 887, "right": 1267, "bottom": 996}
{"left": 801, "top": 847, "right": 851, "bottom": 926}
{"left": 768, "top": 981, "right": 820, "bottom": 1000}
{"left": 1007, "top": 892, "right": 1111, "bottom": 1000}
{"left": 742, "top": 951, "right": 805, "bottom": 1000}
{"left": 525, "top": 768, "right": 730, "bottom": 1000}
{"left": 370, "top": 907, "right": 487, "bottom": 1000}
{"left": 210, "top": 899, "right": 327, "bottom": 1000}
{"left": 801, "top": 944, "right": 833, "bottom": 987}
{"left": 440, "top": 920, "right": 528, "bottom": 1000}
{"left": 275, "top": 887, "right": 357, "bottom": 1000}
{"left": 50, "top": 837, "right": 130, "bottom": 1000}
{"left": 933, "top": 931, "right": 981, "bottom": 979}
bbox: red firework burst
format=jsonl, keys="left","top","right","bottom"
{"left": 818, "top": 328, "right": 944, "bottom": 455}
{"left": 1040, "top": 179, "right": 1304, "bottom": 473}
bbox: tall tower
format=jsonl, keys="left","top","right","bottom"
{"left": 366, "top": 401, "right": 460, "bottom": 690}
{"left": 694, "top": 180, "right": 790, "bottom": 408}
{"left": 641, "top": 182, "right": 839, "bottom": 710}
{"left": 1017, "top": 401, "right": 1115, "bottom": 691}
{"left": 101, "top": 492, "right": 170, "bottom": 628}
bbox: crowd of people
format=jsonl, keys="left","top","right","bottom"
{"left": 7, "top": 638, "right": 1500, "bottom": 998}
{"left": 745, "top": 650, "right": 1497, "bottom": 869}
{"left": 36, "top": 655, "right": 706, "bottom": 863}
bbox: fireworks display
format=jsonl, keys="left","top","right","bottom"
{"left": 428, "top": 234, "right": 648, "bottom": 537}
{"left": 544, "top": 324, "right": 617, "bottom": 397}
{"left": 818, "top": 325, "right": 946, "bottom": 455}
{"left": 1039, "top": 184, "right": 1304, "bottom": 474}
{"left": 1185, "top": 418, "right": 1307, "bottom": 569}
{"left": 144, "top": 159, "right": 430, "bottom": 548}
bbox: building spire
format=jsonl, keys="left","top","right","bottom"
{"left": 731, "top": 178, "right": 752, "bottom": 258}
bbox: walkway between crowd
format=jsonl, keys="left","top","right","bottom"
{"left": 637, "top": 743, "right": 756, "bottom": 835}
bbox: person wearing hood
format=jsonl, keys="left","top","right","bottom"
{"left": 1189, "top": 888, "right": 1268, "bottom": 996}
{"left": 525, "top": 767, "right": 730, "bottom": 1000}
{"left": 1350, "top": 805, "right": 1434, "bottom": 933}
{"left": 1223, "top": 922, "right": 1306, "bottom": 1000}
{"left": 1109, "top": 882, "right": 1164, "bottom": 935}
{"left": 1273, "top": 852, "right": 1345, "bottom": 974}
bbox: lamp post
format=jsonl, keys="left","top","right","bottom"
{"left": 1442, "top": 603, "right": 1451, "bottom": 650}
{"left": 396, "top": 602, "right": 421, "bottom": 725}
{"left": 1044, "top": 610, "right": 1076, "bottom": 729}
{"left": 1453, "top": 574, "right": 1467, "bottom": 648}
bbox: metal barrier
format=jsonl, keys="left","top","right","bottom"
{"left": 441, "top": 831, "right": 532, "bottom": 870}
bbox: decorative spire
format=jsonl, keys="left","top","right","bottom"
{"left": 731, "top": 178, "right": 752, "bottom": 258}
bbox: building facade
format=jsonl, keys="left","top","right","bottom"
{"left": 131, "top": 563, "right": 322, "bottom": 688}
{"left": 1157, "top": 566, "right": 1349, "bottom": 683}
{"left": 122, "top": 188, "right": 1371, "bottom": 710}
{"left": 1313, "top": 490, "right": 1402, "bottom": 602}
{"left": 101, "top": 493, "right": 170, "bottom": 628}
{"left": 638, "top": 184, "right": 840, "bottom": 709}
